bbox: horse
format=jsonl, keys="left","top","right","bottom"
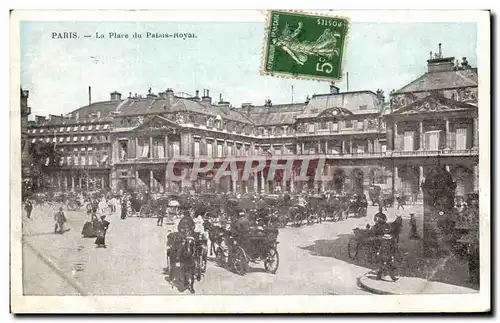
{"left": 178, "top": 236, "right": 197, "bottom": 294}
{"left": 204, "top": 221, "right": 226, "bottom": 257}
{"left": 390, "top": 214, "right": 403, "bottom": 243}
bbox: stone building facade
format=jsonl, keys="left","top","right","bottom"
{"left": 23, "top": 45, "right": 479, "bottom": 198}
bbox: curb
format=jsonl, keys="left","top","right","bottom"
{"left": 357, "top": 276, "right": 393, "bottom": 295}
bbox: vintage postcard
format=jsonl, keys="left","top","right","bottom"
{"left": 10, "top": 10, "right": 490, "bottom": 313}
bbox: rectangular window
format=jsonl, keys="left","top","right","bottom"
{"left": 206, "top": 141, "right": 213, "bottom": 157}
{"left": 73, "top": 136, "right": 78, "bottom": 142}
{"left": 103, "top": 124, "right": 109, "bottom": 130}
{"left": 40, "top": 129, "right": 45, "bottom": 133}
{"left": 456, "top": 127, "right": 468, "bottom": 150}
{"left": 227, "top": 144, "right": 233, "bottom": 156}
{"left": 308, "top": 123, "right": 315, "bottom": 133}
{"left": 345, "top": 120, "right": 353, "bottom": 128}
{"left": 81, "top": 136, "right": 85, "bottom": 142}
{"left": 331, "top": 122, "right": 339, "bottom": 132}
{"left": 425, "top": 130, "right": 441, "bottom": 151}
{"left": 274, "top": 146, "right": 282, "bottom": 155}
{"left": 80, "top": 126, "right": 86, "bottom": 131}
{"left": 73, "top": 126, "right": 78, "bottom": 131}
{"left": 320, "top": 121, "right": 328, "bottom": 129}
{"left": 96, "top": 124, "right": 101, "bottom": 130}
{"left": 359, "top": 105, "right": 368, "bottom": 110}
{"left": 357, "top": 121, "right": 364, "bottom": 130}
{"left": 171, "top": 141, "right": 180, "bottom": 157}
{"left": 404, "top": 131, "right": 415, "bottom": 151}
{"left": 59, "top": 127, "right": 64, "bottom": 132}
{"left": 194, "top": 141, "right": 200, "bottom": 157}
{"left": 66, "top": 127, "right": 71, "bottom": 132}
{"left": 217, "top": 143, "right": 223, "bottom": 157}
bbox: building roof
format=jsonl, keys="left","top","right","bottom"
{"left": 299, "top": 91, "right": 383, "bottom": 118}
{"left": 247, "top": 103, "right": 306, "bottom": 126}
{"left": 393, "top": 68, "right": 478, "bottom": 94}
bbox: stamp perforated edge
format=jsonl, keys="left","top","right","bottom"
{"left": 259, "top": 9, "right": 351, "bottom": 83}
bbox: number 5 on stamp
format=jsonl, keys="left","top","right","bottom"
{"left": 261, "top": 10, "right": 349, "bottom": 81}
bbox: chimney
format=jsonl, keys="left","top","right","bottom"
{"left": 264, "top": 99, "right": 272, "bottom": 107}
{"left": 88, "top": 86, "right": 92, "bottom": 106}
{"left": 128, "top": 92, "right": 132, "bottom": 98}
{"left": 427, "top": 43, "right": 455, "bottom": 73}
{"left": 110, "top": 91, "right": 122, "bottom": 101}
{"left": 241, "top": 103, "right": 254, "bottom": 108}
{"left": 218, "top": 100, "right": 231, "bottom": 114}
{"left": 35, "top": 115, "right": 47, "bottom": 124}
{"left": 97, "top": 111, "right": 101, "bottom": 119}
{"left": 165, "top": 88, "right": 174, "bottom": 105}
{"left": 195, "top": 90, "right": 199, "bottom": 99}
{"left": 201, "top": 88, "right": 212, "bottom": 107}
{"left": 329, "top": 82, "right": 340, "bottom": 94}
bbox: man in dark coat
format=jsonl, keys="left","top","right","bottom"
{"left": 25, "top": 198, "right": 33, "bottom": 219}
{"left": 376, "top": 228, "right": 398, "bottom": 282}
{"left": 177, "top": 209, "right": 195, "bottom": 238}
{"left": 95, "top": 215, "right": 110, "bottom": 248}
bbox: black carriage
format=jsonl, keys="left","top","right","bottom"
{"left": 215, "top": 227, "right": 279, "bottom": 276}
{"left": 347, "top": 227, "right": 379, "bottom": 260}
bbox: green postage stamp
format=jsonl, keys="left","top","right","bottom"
{"left": 261, "top": 10, "right": 349, "bottom": 81}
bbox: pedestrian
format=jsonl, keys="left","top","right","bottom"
{"left": 409, "top": 213, "right": 420, "bottom": 239}
{"left": 157, "top": 204, "right": 165, "bottom": 226}
{"left": 25, "top": 198, "right": 33, "bottom": 219}
{"left": 99, "top": 197, "right": 108, "bottom": 216}
{"left": 95, "top": 215, "right": 110, "bottom": 248}
{"left": 376, "top": 228, "right": 398, "bottom": 282}
{"left": 121, "top": 196, "right": 127, "bottom": 219}
{"left": 54, "top": 207, "right": 67, "bottom": 234}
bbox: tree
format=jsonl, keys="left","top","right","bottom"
{"left": 22, "top": 141, "right": 62, "bottom": 195}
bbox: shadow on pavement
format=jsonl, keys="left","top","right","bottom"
{"left": 300, "top": 218, "right": 479, "bottom": 291}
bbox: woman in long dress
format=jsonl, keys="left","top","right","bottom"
{"left": 95, "top": 215, "right": 110, "bottom": 248}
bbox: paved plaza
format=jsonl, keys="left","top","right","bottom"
{"left": 21, "top": 204, "right": 476, "bottom": 295}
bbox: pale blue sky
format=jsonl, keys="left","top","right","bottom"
{"left": 20, "top": 21, "right": 477, "bottom": 117}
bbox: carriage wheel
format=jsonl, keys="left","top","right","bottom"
{"left": 231, "top": 246, "right": 248, "bottom": 276}
{"left": 264, "top": 246, "right": 279, "bottom": 274}
{"left": 347, "top": 237, "right": 359, "bottom": 259}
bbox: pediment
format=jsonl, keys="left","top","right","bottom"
{"left": 317, "top": 107, "right": 353, "bottom": 118}
{"left": 134, "top": 115, "right": 181, "bottom": 131}
{"left": 393, "top": 94, "right": 476, "bottom": 115}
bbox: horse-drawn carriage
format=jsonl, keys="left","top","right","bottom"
{"left": 347, "top": 215, "right": 403, "bottom": 261}
{"left": 165, "top": 231, "right": 208, "bottom": 293}
{"left": 215, "top": 226, "right": 279, "bottom": 276}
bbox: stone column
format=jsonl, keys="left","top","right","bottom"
{"left": 101, "top": 177, "right": 105, "bottom": 189}
{"left": 419, "top": 120, "right": 424, "bottom": 150}
{"left": 164, "top": 168, "right": 169, "bottom": 192}
{"left": 164, "top": 135, "right": 169, "bottom": 158}
{"left": 135, "top": 170, "right": 139, "bottom": 188}
{"left": 445, "top": 118, "right": 451, "bottom": 149}
{"left": 317, "top": 140, "right": 321, "bottom": 154}
{"left": 260, "top": 171, "right": 265, "bottom": 193}
{"left": 349, "top": 139, "right": 353, "bottom": 154}
{"left": 253, "top": 171, "right": 258, "bottom": 192}
{"left": 224, "top": 140, "right": 228, "bottom": 157}
{"left": 149, "top": 136, "right": 153, "bottom": 158}
{"left": 301, "top": 142, "right": 305, "bottom": 155}
{"left": 325, "top": 141, "right": 329, "bottom": 154}
{"left": 79, "top": 176, "right": 83, "bottom": 189}
{"left": 71, "top": 176, "right": 75, "bottom": 190}
{"left": 290, "top": 168, "right": 295, "bottom": 193}
{"left": 342, "top": 140, "right": 346, "bottom": 154}
{"left": 393, "top": 166, "right": 399, "bottom": 195}
{"left": 150, "top": 169, "right": 154, "bottom": 192}
{"left": 473, "top": 164, "right": 479, "bottom": 191}
{"left": 135, "top": 137, "right": 139, "bottom": 158}
{"left": 232, "top": 174, "right": 237, "bottom": 193}
{"left": 419, "top": 166, "right": 425, "bottom": 186}
{"left": 296, "top": 143, "right": 300, "bottom": 155}
{"left": 473, "top": 117, "right": 479, "bottom": 149}
{"left": 394, "top": 122, "right": 399, "bottom": 151}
